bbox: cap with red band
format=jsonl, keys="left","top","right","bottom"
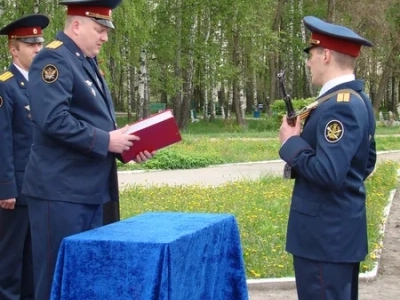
{"left": 8, "top": 27, "right": 43, "bottom": 40}
{"left": 67, "top": 6, "right": 112, "bottom": 20}
{"left": 0, "top": 14, "right": 49, "bottom": 44}
{"left": 303, "top": 16, "right": 373, "bottom": 57}
{"left": 59, "top": 0, "right": 123, "bottom": 29}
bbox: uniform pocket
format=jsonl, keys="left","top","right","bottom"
{"left": 291, "top": 196, "right": 321, "bottom": 216}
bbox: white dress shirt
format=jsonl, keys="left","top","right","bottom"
{"left": 14, "top": 63, "right": 29, "bottom": 81}
{"left": 318, "top": 74, "right": 355, "bottom": 97}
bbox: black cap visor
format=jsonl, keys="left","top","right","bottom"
{"left": 304, "top": 45, "right": 318, "bottom": 54}
{"left": 90, "top": 17, "right": 114, "bottom": 29}
{"left": 17, "top": 36, "right": 45, "bottom": 43}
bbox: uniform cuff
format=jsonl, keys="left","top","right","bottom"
{"left": 279, "top": 136, "right": 310, "bottom": 163}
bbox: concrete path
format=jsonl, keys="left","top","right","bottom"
{"left": 117, "top": 151, "right": 400, "bottom": 299}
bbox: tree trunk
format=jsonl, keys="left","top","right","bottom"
{"left": 373, "top": 44, "right": 400, "bottom": 113}
{"left": 374, "top": 66, "right": 391, "bottom": 112}
{"left": 209, "top": 86, "right": 217, "bottom": 121}
{"left": 227, "top": 85, "right": 233, "bottom": 119}
{"left": 128, "top": 66, "right": 135, "bottom": 122}
{"left": 232, "top": 29, "right": 244, "bottom": 126}
{"left": 137, "top": 49, "right": 147, "bottom": 120}
{"left": 203, "top": 84, "right": 209, "bottom": 120}
{"left": 390, "top": 75, "right": 396, "bottom": 112}
{"left": 180, "top": 67, "right": 192, "bottom": 128}
{"left": 179, "top": 20, "right": 196, "bottom": 129}
{"left": 326, "top": 0, "right": 336, "bottom": 22}
{"left": 253, "top": 70, "right": 258, "bottom": 116}
{"left": 269, "top": 0, "right": 285, "bottom": 106}
{"left": 172, "top": 0, "right": 183, "bottom": 124}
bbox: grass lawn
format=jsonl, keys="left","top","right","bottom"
{"left": 116, "top": 116, "right": 400, "bottom": 171}
{"left": 117, "top": 117, "right": 400, "bottom": 278}
{"left": 117, "top": 134, "right": 400, "bottom": 171}
{"left": 120, "top": 162, "right": 399, "bottom": 279}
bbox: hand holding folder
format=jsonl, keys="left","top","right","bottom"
{"left": 120, "top": 110, "right": 182, "bottom": 163}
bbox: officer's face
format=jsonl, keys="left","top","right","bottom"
{"left": 10, "top": 41, "right": 43, "bottom": 71}
{"left": 78, "top": 18, "right": 110, "bottom": 58}
{"left": 307, "top": 47, "right": 325, "bottom": 86}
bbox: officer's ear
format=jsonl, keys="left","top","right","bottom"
{"left": 8, "top": 39, "right": 19, "bottom": 55}
{"left": 322, "top": 48, "right": 332, "bottom": 63}
{"left": 68, "top": 15, "right": 88, "bottom": 35}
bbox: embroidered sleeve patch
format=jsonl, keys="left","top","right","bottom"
{"left": 42, "top": 64, "right": 59, "bottom": 83}
{"left": 0, "top": 96, "right": 3, "bottom": 108}
{"left": 325, "top": 120, "right": 344, "bottom": 142}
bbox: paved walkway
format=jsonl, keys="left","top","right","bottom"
{"left": 117, "top": 151, "right": 400, "bottom": 299}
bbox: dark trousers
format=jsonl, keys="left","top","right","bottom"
{"left": 27, "top": 197, "right": 103, "bottom": 300}
{"left": 0, "top": 206, "right": 34, "bottom": 300}
{"left": 102, "top": 200, "right": 120, "bottom": 225}
{"left": 293, "top": 255, "right": 360, "bottom": 300}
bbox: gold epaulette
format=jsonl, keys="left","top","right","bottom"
{"left": 46, "top": 40, "right": 63, "bottom": 49}
{"left": 336, "top": 92, "right": 351, "bottom": 102}
{"left": 0, "top": 71, "right": 14, "bottom": 82}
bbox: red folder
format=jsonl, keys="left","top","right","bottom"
{"left": 120, "top": 110, "right": 182, "bottom": 163}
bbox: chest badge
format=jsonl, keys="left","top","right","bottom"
{"left": 85, "top": 80, "right": 96, "bottom": 96}
{"left": 0, "top": 96, "right": 3, "bottom": 108}
{"left": 25, "top": 105, "right": 31, "bottom": 119}
{"left": 325, "top": 120, "right": 344, "bottom": 143}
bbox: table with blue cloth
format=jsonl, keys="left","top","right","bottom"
{"left": 51, "top": 212, "right": 249, "bottom": 300}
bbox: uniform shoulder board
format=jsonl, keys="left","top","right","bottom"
{"left": 46, "top": 40, "right": 63, "bottom": 49}
{"left": 336, "top": 92, "right": 351, "bottom": 103}
{"left": 0, "top": 71, "right": 14, "bottom": 82}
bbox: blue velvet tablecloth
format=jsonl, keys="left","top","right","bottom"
{"left": 50, "top": 212, "right": 248, "bottom": 300}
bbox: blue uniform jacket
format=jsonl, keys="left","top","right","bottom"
{"left": 22, "top": 31, "right": 119, "bottom": 205}
{"left": 279, "top": 80, "right": 376, "bottom": 263}
{"left": 0, "top": 65, "right": 31, "bottom": 205}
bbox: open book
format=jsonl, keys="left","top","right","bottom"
{"left": 120, "top": 110, "right": 182, "bottom": 163}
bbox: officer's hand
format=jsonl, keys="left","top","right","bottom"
{"left": 134, "top": 151, "right": 155, "bottom": 164}
{"left": 0, "top": 198, "right": 16, "bottom": 210}
{"left": 279, "top": 116, "right": 301, "bottom": 145}
{"left": 108, "top": 125, "right": 140, "bottom": 153}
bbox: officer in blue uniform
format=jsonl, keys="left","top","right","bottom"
{"left": 279, "top": 16, "right": 376, "bottom": 300}
{"left": 0, "top": 14, "right": 49, "bottom": 300}
{"left": 22, "top": 1, "right": 152, "bottom": 299}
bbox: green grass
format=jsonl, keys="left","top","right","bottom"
{"left": 117, "top": 115, "right": 400, "bottom": 170}
{"left": 363, "top": 162, "right": 398, "bottom": 272}
{"left": 375, "top": 124, "right": 400, "bottom": 135}
{"left": 117, "top": 135, "right": 400, "bottom": 171}
{"left": 120, "top": 161, "right": 399, "bottom": 279}
{"left": 116, "top": 116, "right": 399, "bottom": 278}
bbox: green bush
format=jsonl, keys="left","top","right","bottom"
{"left": 265, "top": 98, "right": 315, "bottom": 130}
{"left": 244, "top": 117, "right": 280, "bottom": 131}
{"left": 118, "top": 149, "right": 224, "bottom": 170}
